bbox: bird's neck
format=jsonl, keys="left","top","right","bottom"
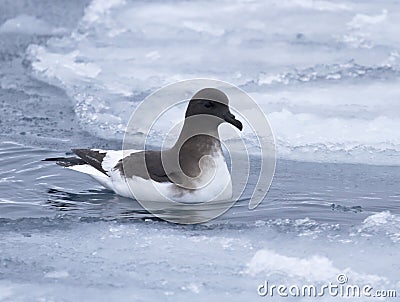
{"left": 178, "top": 120, "right": 219, "bottom": 138}
{"left": 164, "top": 120, "right": 224, "bottom": 180}
{"left": 173, "top": 120, "right": 221, "bottom": 156}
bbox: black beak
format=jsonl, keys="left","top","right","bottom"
{"left": 224, "top": 112, "right": 243, "bottom": 131}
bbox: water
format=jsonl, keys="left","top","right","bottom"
{"left": 1, "top": 1, "right": 400, "bottom": 301}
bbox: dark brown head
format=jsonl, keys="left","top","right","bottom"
{"left": 185, "top": 88, "right": 243, "bottom": 131}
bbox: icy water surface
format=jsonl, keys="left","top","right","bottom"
{"left": 1, "top": 0, "right": 400, "bottom": 301}
{"left": 1, "top": 141, "right": 400, "bottom": 301}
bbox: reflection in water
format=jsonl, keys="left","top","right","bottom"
{"left": 45, "top": 188, "right": 254, "bottom": 224}
{"left": 45, "top": 188, "right": 155, "bottom": 220}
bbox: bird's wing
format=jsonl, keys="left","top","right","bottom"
{"left": 45, "top": 148, "right": 171, "bottom": 182}
{"left": 71, "top": 149, "right": 143, "bottom": 175}
{"left": 114, "top": 150, "right": 172, "bottom": 182}
{"left": 71, "top": 149, "right": 108, "bottom": 175}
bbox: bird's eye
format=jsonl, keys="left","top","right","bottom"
{"left": 204, "top": 101, "right": 213, "bottom": 108}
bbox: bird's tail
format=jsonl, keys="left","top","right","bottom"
{"left": 42, "top": 157, "right": 86, "bottom": 167}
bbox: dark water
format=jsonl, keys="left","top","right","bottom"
{"left": 2, "top": 140, "right": 399, "bottom": 225}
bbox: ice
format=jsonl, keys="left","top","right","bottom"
{"left": 25, "top": 0, "right": 400, "bottom": 165}
{"left": 29, "top": 46, "right": 102, "bottom": 79}
{"left": 361, "top": 211, "right": 397, "bottom": 226}
{"left": 1, "top": 215, "right": 399, "bottom": 301}
{"left": 82, "top": 0, "right": 126, "bottom": 24}
{"left": 0, "top": 284, "right": 13, "bottom": 300}
{"left": 246, "top": 248, "right": 386, "bottom": 284}
{"left": 348, "top": 9, "right": 388, "bottom": 28}
{"left": 0, "top": 15, "right": 66, "bottom": 35}
{"left": 357, "top": 211, "right": 400, "bottom": 242}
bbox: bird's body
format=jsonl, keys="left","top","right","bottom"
{"left": 61, "top": 146, "right": 232, "bottom": 203}
{"left": 45, "top": 88, "right": 242, "bottom": 203}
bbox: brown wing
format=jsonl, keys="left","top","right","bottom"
{"left": 114, "top": 150, "right": 171, "bottom": 182}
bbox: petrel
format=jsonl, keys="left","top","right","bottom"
{"left": 44, "top": 88, "right": 243, "bottom": 203}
